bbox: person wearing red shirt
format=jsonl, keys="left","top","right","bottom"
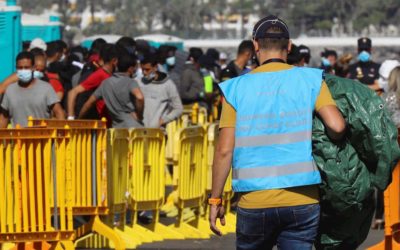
{"left": 67, "top": 44, "right": 119, "bottom": 121}
{"left": 46, "top": 72, "right": 64, "bottom": 99}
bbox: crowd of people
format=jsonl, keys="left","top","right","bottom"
{"left": 1, "top": 34, "right": 400, "bottom": 130}
{"left": 0, "top": 15, "right": 399, "bottom": 249}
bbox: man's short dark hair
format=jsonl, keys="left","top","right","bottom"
{"left": 238, "top": 40, "right": 254, "bottom": 55}
{"left": 287, "top": 44, "right": 301, "bottom": 65}
{"left": 188, "top": 47, "right": 203, "bottom": 63}
{"left": 56, "top": 40, "right": 68, "bottom": 50}
{"left": 100, "top": 43, "right": 119, "bottom": 63}
{"left": 116, "top": 37, "right": 136, "bottom": 48}
{"left": 90, "top": 38, "right": 107, "bottom": 55}
{"left": 257, "top": 27, "right": 289, "bottom": 51}
{"left": 298, "top": 45, "right": 311, "bottom": 64}
{"left": 16, "top": 51, "right": 35, "bottom": 65}
{"left": 322, "top": 49, "right": 337, "bottom": 58}
{"left": 30, "top": 48, "right": 46, "bottom": 57}
{"left": 118, "top": 54, "right": 138, "bottom": 72}
{"left": 141, "top": 53, "right": 158, "bottom": 66}
{"left": 46, "top": 41, "right": 63, "bottom": 57}
{"left": 116, "top": 36, "right": 136, "bottom": 55}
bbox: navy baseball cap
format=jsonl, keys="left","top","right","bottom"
{"left": 358, "top": 37, "right": 372, "bottom": 50}
{"left": 252, "top": 15, "right": 290, "bottom": 40}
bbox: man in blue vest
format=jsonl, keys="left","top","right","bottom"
{"left": 209, "top": 15, "right": 346, "bottom": 250}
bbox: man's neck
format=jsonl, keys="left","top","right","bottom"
{"left": 234, "top": 56, "right": 248, "bottom": 70}
{"left": 102, "top": 64, "right": 113, "bottom": 74}
{"left": 118, "top": 71, "right": 131, "bottom": 77}
{"left": 47, "top": 57, "right": 57, "bottom": 64}
{"left": 154, "top": 71, "right": 160, "bottom": 81}
{"left": 258, "top": 50, "right": 287, "bottom": 65}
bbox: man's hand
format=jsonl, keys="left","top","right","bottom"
{"left": 209, "top": 204, "right": 225, "bottom": 236}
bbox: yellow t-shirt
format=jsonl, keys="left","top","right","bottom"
{"left": 219, "top": 62, "right": 337, "bottom": 209}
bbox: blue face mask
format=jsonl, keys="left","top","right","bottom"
{"left": 33, "top": 70, "right": 44, "bottom": 79}
{"left": 17, "top": 69, "right": 33, "bottom": 83}
{"left": 166, "top": 56, "right": 175, "bottom": 66}
{"left": 358, "top": 51, "right": 370, "bottom": 62}
{"left": 143, "top": 71, "right": 156, "bottom": 82}
{"left": 322, "top": 58, "right": 331, "bottom": 67}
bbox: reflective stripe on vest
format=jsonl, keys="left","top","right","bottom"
{"left": 219, "top": 66, "right": 323, "bottom": 192}
{"left": 235, "top": 130, "right": 311, "bottom": 148}
{"left": 232, "top": 161, "right": 317, "bottom": 180}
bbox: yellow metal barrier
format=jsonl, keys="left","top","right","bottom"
{"left": 102, "top": 129, "right": 141, "bottom": 249}
{"left": 165, "top": 115, "right": 190, "bottom": 187}
{"left": 0, "top": 128, "right": 74, "bottom": 249}
{"left": 126, "top": 128, "right": 184, "bottom": 241}
{"left": 28, "top": 118, "right": 124, "bottom": 250}
{"left": 166, "top": 126, "right": 210, "bottom": 239}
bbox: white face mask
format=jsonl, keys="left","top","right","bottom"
{"left": 166, "top": 56, "right": 176, "bottom": 66}
{"left": 143, "top": 71, "right": 156, "bottom": 82}
{"left": 33, "top": 70, "right": 44, "bottom": 79}
{"left": 17, "top": 69, "right": 33, "bottom": 83}
{"left": 59, "top": 54, "right": 66, "bottom": 62}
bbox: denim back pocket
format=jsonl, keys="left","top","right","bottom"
{"left": 292, "top": 204, "right": 320, "bottom": 227}
{"left": 236, "top": 207, "right": 265, "bottom": 236}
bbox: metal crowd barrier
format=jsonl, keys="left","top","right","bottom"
{"left": 166, "top": 126, "right": 211, "bottom": 239}
{"left": 126, "top": 128, "right": 184, "bottom": 240}
{"left": 28, "top": 118, "right": 124, "bottom": 250}
{"left": 0, "top": 117, "right": 236, "bottom": 249}
{"left": 0, "top": 127, "right": 74, "bottom": 249}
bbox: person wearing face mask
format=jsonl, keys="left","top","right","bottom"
{"left": 138, "top": 54, "right": 183, "bottom": 128}
{"left": 78, "top": 54, "right": 144, "bottom": 128}
{"left": 320, "top": 49, "right": 338, "bottom": 75}
{"left": 348, "top": 37, "right": 381, "bottom": 91}
{"left": 0, "top": 48, "right": 64, "bottom": 101}
{"left": 33, "top": 53, "right": 64, "bottom": 101}
{"left": 0, "top": 51, "right": 65, "bottom": 128}
{"left": 165, "top": 48, "right": 177, "bottom": 72}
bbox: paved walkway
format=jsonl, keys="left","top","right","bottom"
{"left": 138, "top": 228, "right": 384, "bottom": 250}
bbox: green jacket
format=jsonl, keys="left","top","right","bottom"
{"left": 313, "top": 74, "right": 400, "bottom": 249}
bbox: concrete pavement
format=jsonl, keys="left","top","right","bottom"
{"left": 138, "top": 228, "right": 384, "bottom": 250}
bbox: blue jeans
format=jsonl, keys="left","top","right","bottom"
{"left": 236, "top": 204, "right": 320, "bottom": 250}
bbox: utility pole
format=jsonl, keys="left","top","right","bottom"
{"left": 240, "top": 0, "right": 244, "bottom": 38}
{"left": 90, "top": 0, "right": 95, "bottom": 24}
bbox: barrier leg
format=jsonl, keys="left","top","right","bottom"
{"left": 104, "top": 212, "right": 142, "bottom": 248}
{"left": 0, "top": 243, "right": 15, "bottom": 250}
{"left": 91, "top": 216, "right": 125, "bottom": 250}
{"left": 49, "top": 242, "right": 64, "bottom": 250}
{"left": 162, "top": 190, "right": 179, "bottom": 217}
{"left": 60, "top": 241, "right": 74, "bottom": 250}
{"left": 123, "top": 210, "right": 163, "bottom": 243}
{"left": 74, "top": 216, "right": 125, "bottom": 250}
{"left": 169, "top": 208, "right": 210, "bottom": 239}
{"left": 142, "top": 210, "right": 185, "bottom": 240}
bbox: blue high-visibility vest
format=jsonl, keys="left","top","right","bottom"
{"left": 219, "top": 66, "right": 323, "bottom": 192}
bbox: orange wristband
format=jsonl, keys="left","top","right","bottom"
{"left": 208, "top": 198, "right": 222, "bottom": 206}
